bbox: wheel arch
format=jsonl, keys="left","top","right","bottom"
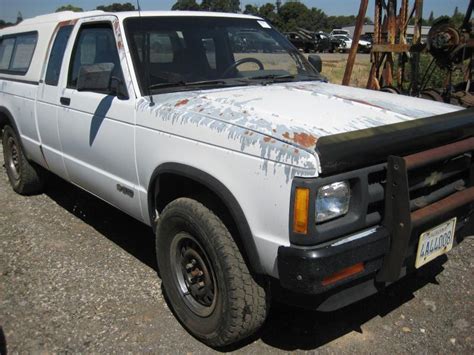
{"left": 0, "top": 106, "right": 20, "bottom": 138}
{"left": 148, "top": 162, "right": 264, "bottom": 276}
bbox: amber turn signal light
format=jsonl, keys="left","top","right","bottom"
{"left": 322, "top": 262, "right": 365, "bottom": 286}
{"left": 293, "top": 187, "right": 310, "bottom": 234}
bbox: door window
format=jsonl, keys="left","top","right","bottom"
{"left": 68, "top": 24, "right": 124, "bottom": 91}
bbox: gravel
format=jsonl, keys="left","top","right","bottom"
{"left": 0, "top": 145, "right": 473, "bottom": 354}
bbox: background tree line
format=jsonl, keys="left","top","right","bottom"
{"left": 0, "top": 1, "right": 468, "bottom": 32}
{"left": 172, "top": 1, "right": 468, "bottom": 33}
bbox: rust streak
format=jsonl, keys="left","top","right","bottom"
{"left": 293, "top": 133, "right": 317, "bottom": 148}
{"left": 175, "top": 99, "right": 189, "bottom": 107}
{"left": 334, "top": 95, "right": 386, "bottom": 110}
{"left": 263, "top": 136, "right": 271, "bottom": 143}
{"left": 282, "top": 132, "right": 317, "bottom": 148}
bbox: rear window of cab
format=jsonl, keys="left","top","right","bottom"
{"left": 0, "top": 31, "right": 38, "bottom": 75}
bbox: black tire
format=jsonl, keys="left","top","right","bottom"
{"left": 156, "top": 198, "right": 268, "bottom": 347}
{"left": 2, "top": 125, "right": 45, "bottom": 195}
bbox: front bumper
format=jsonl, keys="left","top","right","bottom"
{"left": 277, "top": 212, "right": 472, "bottom": 311}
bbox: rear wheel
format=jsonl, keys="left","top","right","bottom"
{"left": 156, "top": 197, "right": 268, "bottom": 347}
{"left": 2, "top": 125, "right": 46, "bottom": 195}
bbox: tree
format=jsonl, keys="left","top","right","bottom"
{"left": 0, "top": 19, "right": 14, "bottom": 29}
{"left": 428, "top": 11, "right": 435, "bottom": 25}
{"left": 229, "top": 0, "right": 240, "bottom": 12}
{"left": 451, "top": 9, "right": 466, "bottom": 28}
{"left": 96, "top": 3, "right": 136, "bottom": 12}
{"left": 259, "top": 3, "right": 276, "bottom": 18}
{"left": 56, "top": 4, "right": 84, "bottom": 12}
{"left": 172, "top": 0, "right": 200, "bottom": 11}
{"left": 278, "top": 2, "right": 329, "bottom": 32}
{"left": 16, "top": 11, "right": 23, "bottom": 24}
{"left": 200, "top": 0, "right": 240, "bottom": 13}
{"left": 243, "top": 4, "right": 259, "bottom": 15}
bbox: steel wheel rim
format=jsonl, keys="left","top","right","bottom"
{"left": 170, "top": 232, "right": 217, "bottom": 317}
{"left": 6, "top": 136, "right": 20, "bottom": 181}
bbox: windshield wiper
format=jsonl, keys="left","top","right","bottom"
{"left": 246, "top": 73, "right": 322, "bottom": 84}
{"left": 246, "top": 74, "right": 296, "bottom": 82}
{"left": 148, "top": 79, "right": 231, "bottom": 91}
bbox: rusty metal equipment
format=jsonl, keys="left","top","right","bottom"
{"left": 343, "top": 0, "right": 425, "bottom": 92}
{"left": 343, "top": 0, "right": 474, "bottom": 108}
{"left": 422, "top": 2, "right": 474, "bottom": 107}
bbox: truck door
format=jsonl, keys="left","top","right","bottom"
{"left": 37, "top": 24, "right": 74, "bottom": 180}
{"left": 57, "top": 20, "right": 142, "bottom": 222}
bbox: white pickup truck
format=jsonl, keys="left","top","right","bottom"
{"left": 1, "top": 10, "right": 473, "bottom": 347}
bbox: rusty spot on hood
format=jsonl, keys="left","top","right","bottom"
{"left": 334, "top": 95, "right": 385, "bottom": 110}
{"left": 263, "top": 136, "right": 271, "bottom": 142}
{"left": 175, "top": 99, "right": 189, "bottom": 107}
{"left": 282, "top": 132, "right": 317, "bottom": 148}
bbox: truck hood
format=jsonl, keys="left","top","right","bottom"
{"left": 153, "top": 81, "right": 463, "bottom": 152}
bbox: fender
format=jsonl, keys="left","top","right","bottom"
{"left": 148, "top": 163, "right": 264, "bottom": 275}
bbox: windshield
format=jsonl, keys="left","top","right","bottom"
{"left": 124, "top": 16, "right": 321, "bottom": 94}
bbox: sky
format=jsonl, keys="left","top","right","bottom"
{"left": 0, "top": 0, "right": 469, "bottom": 22}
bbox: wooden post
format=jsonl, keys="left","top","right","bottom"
{"left": 342, "top": 0, "right": 369, "bottom": 86}
{"left": 397, "top": 0, "right": 409, "bottom": 90}
{"left": 382, "top": 0, "right": 397, "bottom": 87}
{"left": 367, "top": 0, "right": 382, "bottom": 89}
{"left": 410, "top": 0, "right": 423, "bottom": 95}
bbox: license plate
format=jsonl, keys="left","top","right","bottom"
{"left": 415, "top": 218, "right": 456, "bottom": 269}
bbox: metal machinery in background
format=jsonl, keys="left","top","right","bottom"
{"left": 343, "top": 0, "right": 474, "bottom": 108}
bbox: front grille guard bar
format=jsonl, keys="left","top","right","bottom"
{"left": 376, "top": 137, "right": 474, "bottom": 282}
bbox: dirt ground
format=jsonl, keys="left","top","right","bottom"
{"left": 0, "top": 130, "right": 473, "bottom": 352}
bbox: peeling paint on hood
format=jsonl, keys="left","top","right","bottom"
{"left": 150, "top": 81, "right": 463, "bottom": 152}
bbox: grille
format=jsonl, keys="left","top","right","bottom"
{"left": 366, "top": 152, "right": 472, "bottom": 227}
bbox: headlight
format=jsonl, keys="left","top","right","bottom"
{"left": 316, "top": 181, "right": 351, "bottom": 223}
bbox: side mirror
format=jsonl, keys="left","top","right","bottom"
{"left": 77, "top": 63, "right": 115, "bottom": 92}
{"left": 308, "top": 54, "right": 322, "bottom": 73}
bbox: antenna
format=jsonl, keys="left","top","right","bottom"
{"left": 136, "top": 0, "right": 155, "bottom": 106}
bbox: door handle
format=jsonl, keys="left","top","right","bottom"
{"left": 60, "top": 97, "right": 71, "bottom": 106}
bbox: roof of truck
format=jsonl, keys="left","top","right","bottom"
{"left": 10, "top": 10, "right": 260, "bottom": 28}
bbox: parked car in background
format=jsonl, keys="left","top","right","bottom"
{"left": 333, "top": 34, "right": 353, "bottom": 52}
{"left": 330, "top": 28, "right": 351, "bottom": 37}
{"left": 360, "top": 33, "right": 373, "bottom": 43}
{"left": 285, "top": 31, "right": 316, "bottom": 52}
{"left": 318, "top": 32, "right": 346, "bottom": 52}
{"left": 333, "top": 34, "right": 372, "bottom": 53}
{"left": 231, "top": 29, "right": 280, "bottom": 53}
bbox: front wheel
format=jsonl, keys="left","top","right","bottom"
{"left": 156, "top": 198, "right": 268, "bottom": 347}
{"left": 2, "top": 125, "right": 46, "bottom": 195}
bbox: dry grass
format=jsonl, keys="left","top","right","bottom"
{"left": 322, "top": 58, "right": 371, "bottom": 88}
